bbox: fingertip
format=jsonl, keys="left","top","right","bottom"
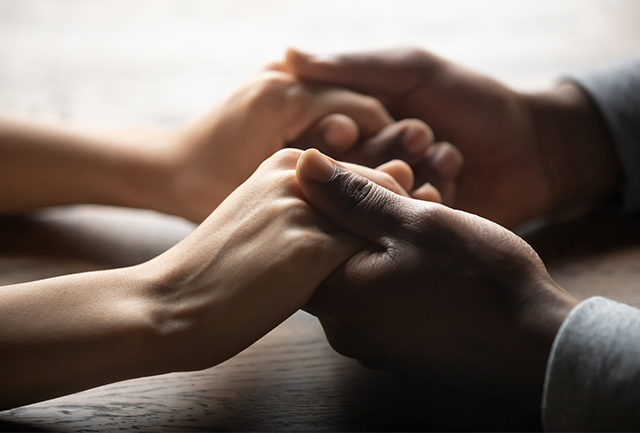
{"left": 429, "top": 142, "right": 463, "bottom": 179}
{"left": 321, "top": 114, "right": 359, "bottom": 154}
{"left": 261, "top": 61, "right": 287, "bottom": 73}
{"left": 411, "top": 182, "right": 442, "bottom": 204}
{"left": 376, "top": 159, "right": 415, "bottom": 192}
{"left": 297, "top": 149, "right": 338, "bottom": 184}
{"left": 402, "top": 120, "right": 434, "bottom": 155}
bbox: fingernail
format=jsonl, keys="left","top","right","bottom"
{"left": 403, "top": 126, "right": 428, "bottom": 154}
{"left": 302, "top": 149, "right": 337, "bottom": 183}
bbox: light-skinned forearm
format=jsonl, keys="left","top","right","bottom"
{"left": 0, "top": 149, "right": 383, "bottom": 411}
{"left": 0, "top": 265, "right": 167, "bottom": 410}
{"left": 0, "top": 112, "right": 171, "bottom": 215}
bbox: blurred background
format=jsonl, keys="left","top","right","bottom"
{"left": 1, "top": 0, "right": 639, "bottom": 128}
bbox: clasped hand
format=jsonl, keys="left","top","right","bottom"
{"left": 0, "top": 48, "right": 592, "bottom": 416}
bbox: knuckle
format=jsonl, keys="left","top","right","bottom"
{"left": 272, "top": 148, "right": 303, "bottom": 166}
{"left": 255, "top": 71, "right": 296, "bottom": 94}
{"left": 259, "top": 148, "right": 302, "bottom": 172}
{"left": 247, "top": 72, "right": 299, "bottom": 107}
{"left": 284, "top": 197, "right": 312, "bottom": 222}
{"left": 396, "top": 47, "right": 440, "bottom": 75}
{"left": 376, "top": 171, "right": 396, "bottom": 189}
{"left": 247, "top": 72, "right": 313, "bottom": 123}
{"left": 336, "top": 170, "right": 378, "bottom": 212}
{"left": 275, "top": 227, "right": 329, "bottom": 274}
{"left": 360, "top": 95, "right": 385, "bottom": 114}
{"left": 290, "top": 230, "right": 326, "bottom": 257}
{"left": 410, "top": 202, "right": 445, "bottom": 233}
{"left": 402, "top": 46, "right": 430, "bottom": 62}
{"left": 369, "top": 170, "right": 405, "bottom": 196}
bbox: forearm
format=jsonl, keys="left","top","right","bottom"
{"left": 0, "top": 112, "right": 171, "bottom": 214}
{"left": 0, "top": 266, "right": 166, "bottom": 410}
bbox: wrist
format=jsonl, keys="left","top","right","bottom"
{"left": 156, "top": 130, "right": 228, "bottom": 223}
{"left": 521, "top": 83, "right": 623, "bottom": 214}
{"left": 134, "top": 242, "right": 230, "bottom": 373}
{"left": 514, "top": 276, "right": 579, "bottom": 412}
{"left": 121, "top": 259, "right": 209, "bottom": 375}
{"left": 94, "top": 128, "right": 179, "bottom": 216}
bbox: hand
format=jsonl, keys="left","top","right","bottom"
{"left": 295, "top": 149, "right": 579, "bottom": 412}
{"left": 0, "top": 70, "right": 436, "bottom": 221}
{"left": 139, "top": 148, "right": 431, "bottom": 372}
{"left": 0, "top": 148, "right": 425, "bottom": 409}
{"left": 284, "top": 48, "right": 622, "bottom": 228}
{"left": 149, "top": 70, "right": 416, "bottom": 222}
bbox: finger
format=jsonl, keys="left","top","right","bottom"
{"left": 260, "top": 61, "right": 287, "bottom": 73}
{"left": 289, "top": 113, "right": 359, "bottom": 156}
{"left": 342, "top": 161, "right": 410, "bottom": 197}
{"left": 435, "top": 180, "right": 456, "bottom": 206}
{"left": 338, "top": 118, "right": 434, "bottom": 168}
{"left": 290, "top": 121, "right": 414, "bottom": 196}
{"left": 296, "top": 148, "right": 417, "bottom": 243}
{"left": 238, "top": 71, "right": 392, "bottom": 144}
{"left": 305, "top": 86, "right": 393, "bottom": 137}
{"left": 411, "top": 182, "right": 443, "bottom": 204}
{"left": 412, "top": 141, "right": 463, "bottom": 200}
{"left": 285, "top": 47, "right": 430, "bottom": 97}
{"left": 375, "top": 160, "right": 414, "bottom": 193}
{"left": 428, "top": 141, "right": 463, "bottom": 180}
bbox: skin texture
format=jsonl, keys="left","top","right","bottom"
{"left": 0, "top": 69, "right": 437, "bottom": 222}
{"left": 296, "top": 149, "right": 579, "bottom": 414}
{"left": 0, "top": 149, "right": 423, "bottom": 410}
{"left": 159, "top": 70, "right": 399, "bottom": 222}
{"left": 284, "top": 47, "right": 623, "bottom": 228}
{"left": 0, "top": 63, "right": 445, "bottom": 409}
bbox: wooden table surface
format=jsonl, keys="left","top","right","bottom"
{"left": 1, "top": 0, "right": 640, "bottom": 431}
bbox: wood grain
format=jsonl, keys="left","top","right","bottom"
{"left": 3, "top": 204, "right": 640, "bottom": 431}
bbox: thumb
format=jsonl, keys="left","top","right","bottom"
{"left": 296, "top": 149, "right": 414, "bottom": 244}
{"left": 285, "top": 47, "right": 426, "bottom": 98}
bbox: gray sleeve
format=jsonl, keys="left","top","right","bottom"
{"left": 542, "top": 296, "right": 640, "bottom": 431}
{"left": 570, "top": 56, "right": 640, "bottom": 215}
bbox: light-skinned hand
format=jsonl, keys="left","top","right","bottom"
{"left": 0, "top": 148, "right": 426, "bottom": 410}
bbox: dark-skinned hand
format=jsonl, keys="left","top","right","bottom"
{"left": 285, "top": 47, "right": 621, "bottom": 228}
{"left": 295, "top": 148, "right": 579, "bottom": 414}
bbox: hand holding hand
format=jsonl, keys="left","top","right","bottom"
{"left": 0, "top": 147, "right": 425, "bottom": 410}
{"left": 150, "top": 70, "right": 435, "bottom": 222}
{"left": 285, "top": 48, "right": 621, "bottom": 228}
{"left": 139, "top": 148, "right": 429, "bottom": 372}
{"left": 295, "top": 149, "right": 579, "bottom": 411}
